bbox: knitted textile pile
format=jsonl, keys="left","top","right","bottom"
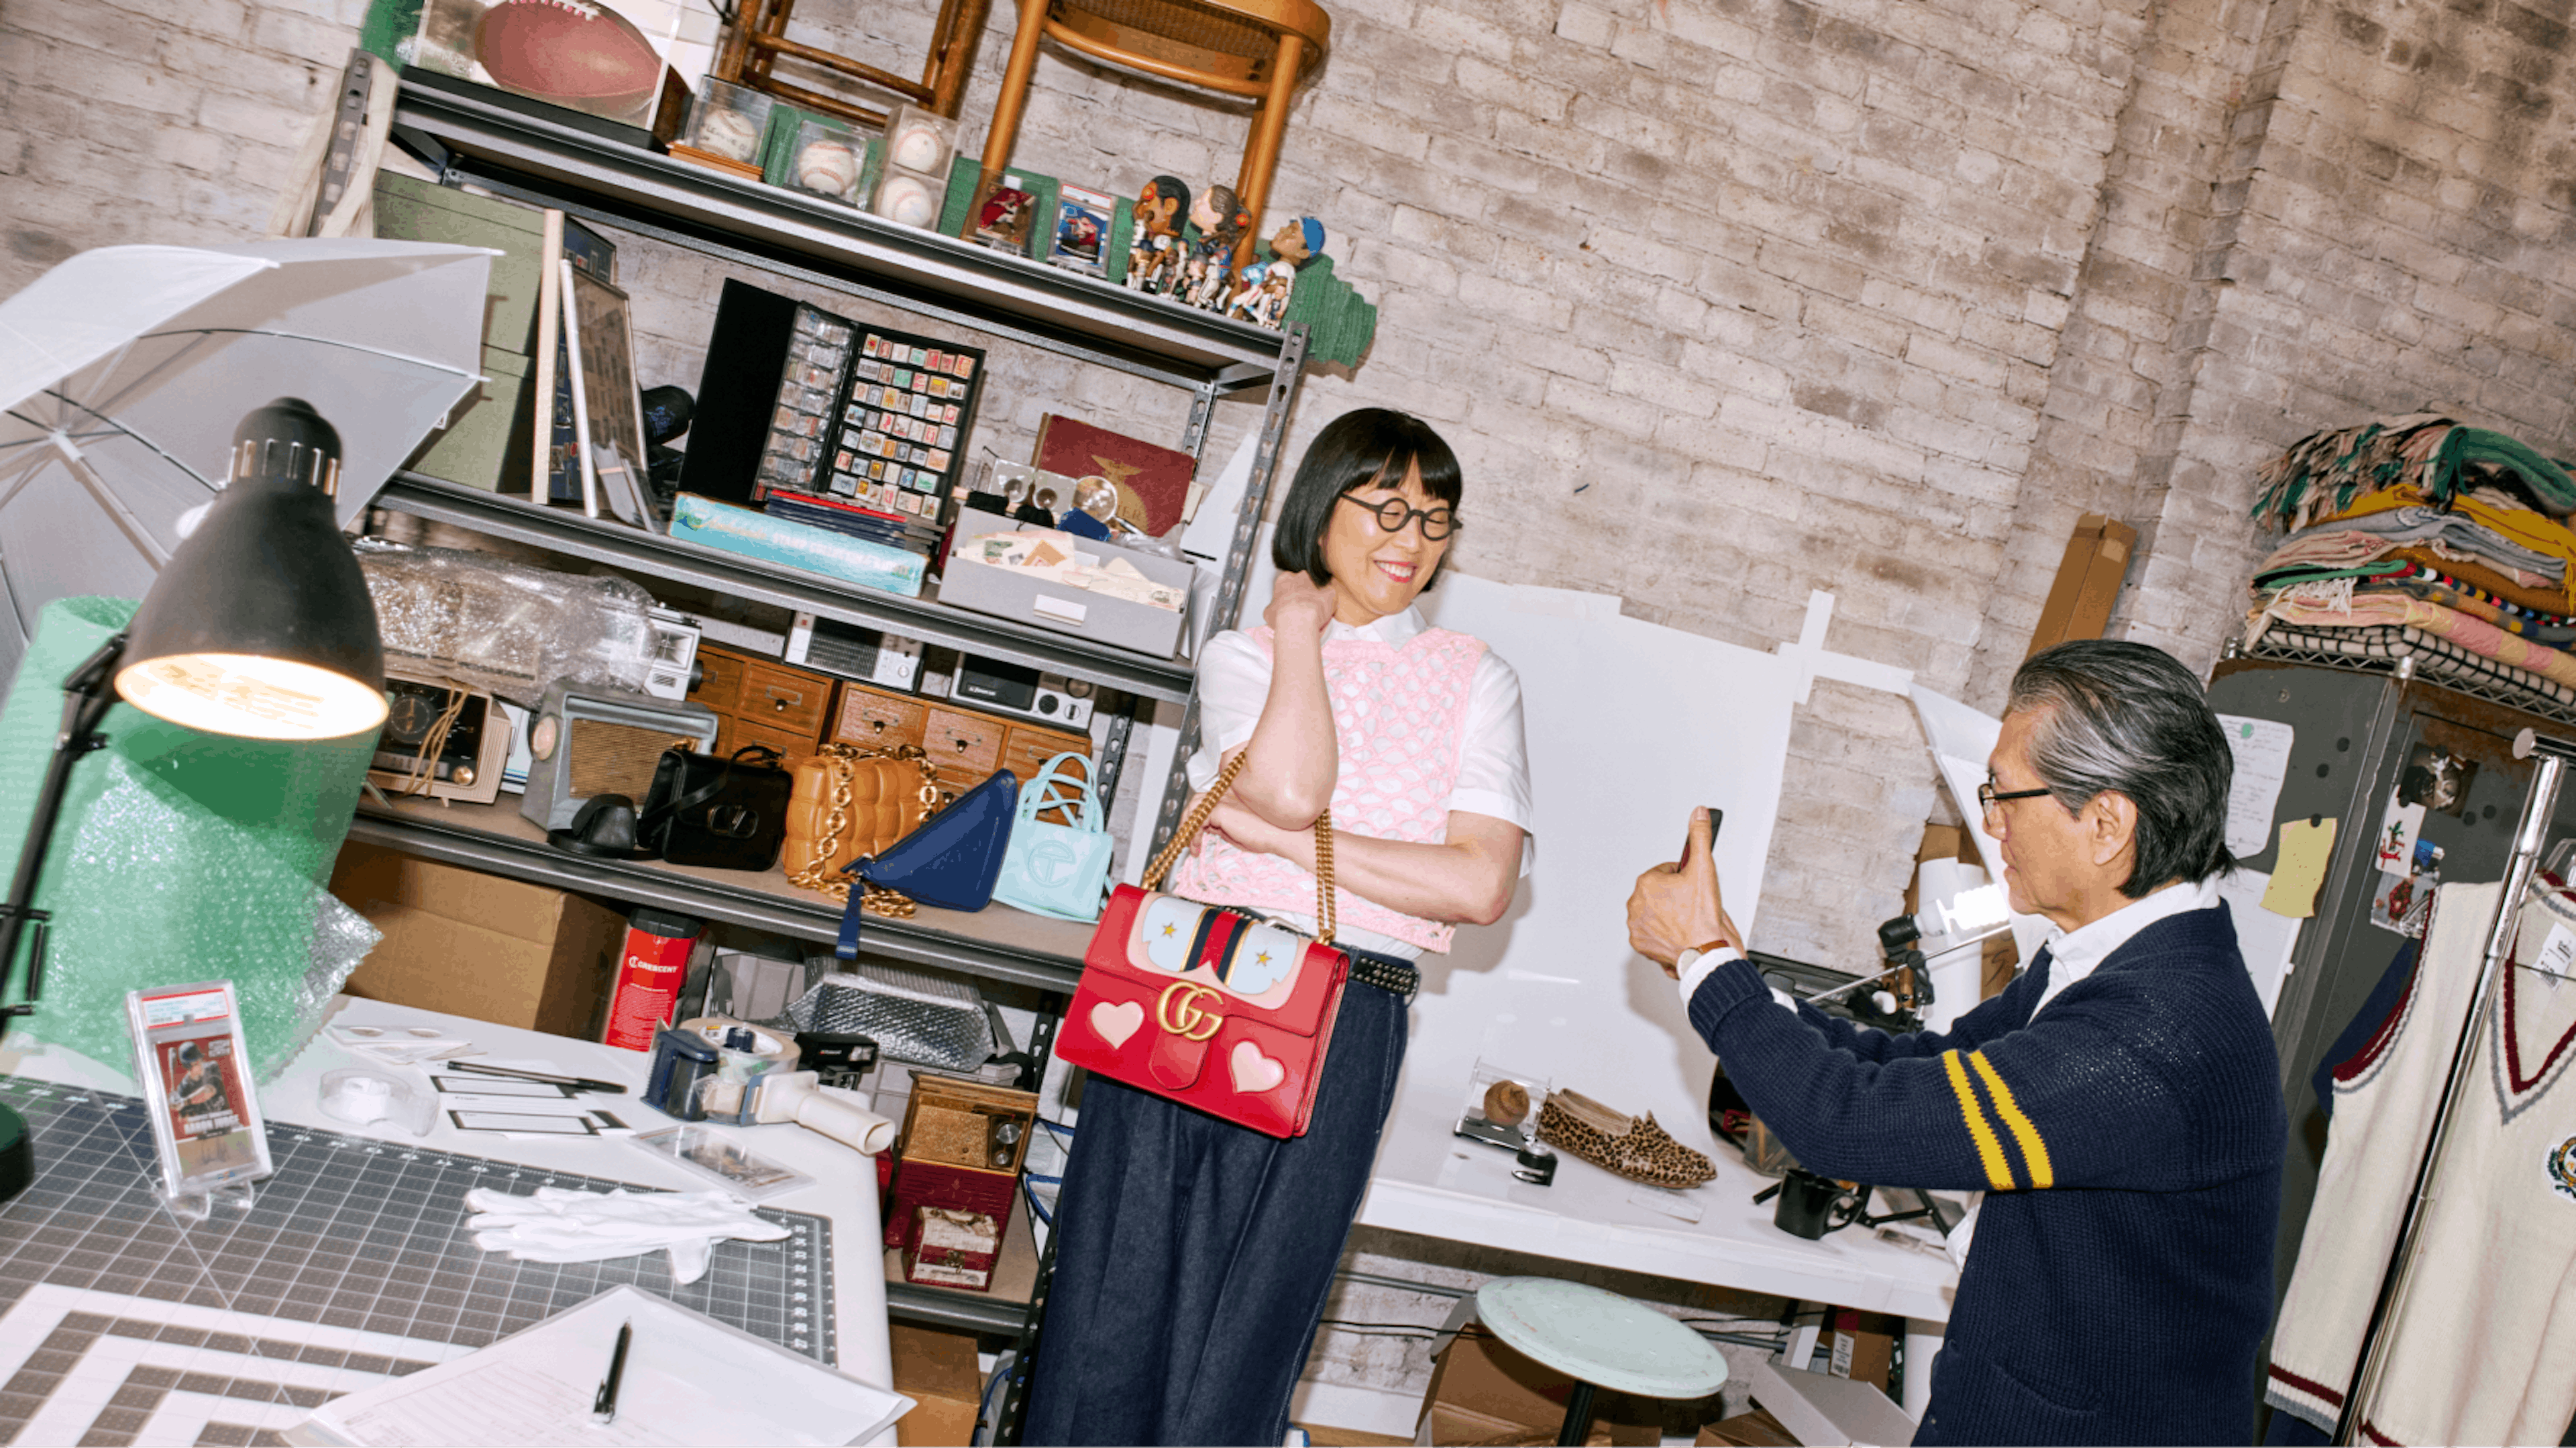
{"left": 2243, "top": 419, "right": 2576, "bottom": 706}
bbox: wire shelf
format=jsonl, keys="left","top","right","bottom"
{"left": 2240, "top": 621, "right": 2576, "bottom": 729}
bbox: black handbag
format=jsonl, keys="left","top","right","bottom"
{"left": 641, "top": 743, "right": 794, "bottom": 870}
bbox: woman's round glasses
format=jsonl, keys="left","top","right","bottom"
{"left": 1338, "top": 493, "right": 1459, "bottom": 540}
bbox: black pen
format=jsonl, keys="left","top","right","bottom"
{"left": 447, "top": 1060, "right": 629, "bottom": 1095}
{"left": 591, "top": 1319, "right": 632, "bottom": 1424}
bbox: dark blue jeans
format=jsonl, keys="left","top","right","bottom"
{"left": 1022, "top": 970, "right": 1409, "bottom": 1447}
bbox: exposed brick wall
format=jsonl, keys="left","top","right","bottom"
{"left": 5, "top": 0, "right": 2574, "bottom": 978}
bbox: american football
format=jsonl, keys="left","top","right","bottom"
{"left": 474, "top": 0, "right": 662, "bottom": 112}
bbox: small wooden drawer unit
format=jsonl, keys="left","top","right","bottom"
{"left": 923, "top": 706, "right": 1004, "bottom": 792}
{"left": 828, "top": 681, "right": 929, "bottom": 750}
{"left": 688, "top": 642, "right": 837, "bottom": 756}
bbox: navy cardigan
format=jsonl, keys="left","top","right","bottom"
{"left": 1689, "top": 902, "right": 2285, "bottom": 1445}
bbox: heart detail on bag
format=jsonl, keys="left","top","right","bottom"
{"left": 1229, "top": 1039, "right": 1285, "bottom": 1094}
{"left": 1091, "top": 1000, "right": 1144, "bottom": 1049}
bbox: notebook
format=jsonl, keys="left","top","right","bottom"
{"left": 284, "top": 1284, "right": 910, "bottom": 1446}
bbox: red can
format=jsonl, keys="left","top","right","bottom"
{"left": 603, "top": 907, "right": 703, "bottom": 1051}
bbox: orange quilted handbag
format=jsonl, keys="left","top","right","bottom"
{"left": 784, "top": 743, "right": 942, "bottom": 887}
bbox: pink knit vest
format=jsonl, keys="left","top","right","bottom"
{"left": 1165, "top": 623, "right": 1487, "bottom": 953}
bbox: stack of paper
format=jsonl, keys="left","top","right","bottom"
{"left": 285, "top": 1286, "right": 910, "bottom": 1447}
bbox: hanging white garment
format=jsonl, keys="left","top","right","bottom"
{"left": 2266, "top": 880, "right": 2576, "bottom": 1444}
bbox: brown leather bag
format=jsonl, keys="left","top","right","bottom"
{"left": 784, "top": 744, "right": 943, "bottom": 890}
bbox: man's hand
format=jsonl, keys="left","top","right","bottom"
{"left": 1626, "top": 806, "right": 1740, "bottom": 978}
{"left": 1263, "top": 569, "right": 1337, "bottom": 640}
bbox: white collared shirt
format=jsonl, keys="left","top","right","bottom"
{"left": 1677, "top": 874, "right": 2226, "bottom": 1272}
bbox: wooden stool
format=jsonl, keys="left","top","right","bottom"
{"left": 715, "top": 0, "right": 990, "bottom": 128}
{"left": 975, "top": 0, "right": 1330, "bottom": 267}
{"left": 1474, "top": 1276, "right": 1730, "bottom": 1445}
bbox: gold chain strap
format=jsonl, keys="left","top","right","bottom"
{"left": 787, "top": 742, "right": 943, "bottom": 919}
{"left": 1141, "top": 751, "right": 1336, "bottom": 945}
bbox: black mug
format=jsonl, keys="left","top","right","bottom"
{"left": 1774, "top": 1169, "right": 1867, "bottom": 1239}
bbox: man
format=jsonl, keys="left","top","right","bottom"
{"left": 1628, "top": 639, "right": 2285, "bottom": 1445}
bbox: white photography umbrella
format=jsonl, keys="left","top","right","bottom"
{"left": 0, "top": 238, "right": 491, "bottom": 684}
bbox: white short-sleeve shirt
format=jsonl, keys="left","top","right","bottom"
{"left": 1181, "top": 605, "right": 1536, "bottom": 957}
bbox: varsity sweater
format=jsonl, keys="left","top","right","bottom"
{"left": 1690, "top": 902, "right": 2286, "bottom": 1446}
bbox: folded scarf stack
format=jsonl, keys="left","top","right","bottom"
{"left": 2249, "top": 415, "right": 2576, "bottom": 531}
{"left": 2244, "top": 421, "right": 2576, "bottom": 703}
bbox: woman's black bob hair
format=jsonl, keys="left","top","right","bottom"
{"left": 1271, "top": 408, "right": 1463, "bottom": 588}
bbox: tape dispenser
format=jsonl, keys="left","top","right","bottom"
{"left": 647, "top": 1017, "right": 893, "bottom": 1154}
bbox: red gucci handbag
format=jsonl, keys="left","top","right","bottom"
{"left": 1056, "top": 754, "right": 1349, "bottom": 1138}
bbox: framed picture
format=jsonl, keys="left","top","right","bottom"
{"left": 568, "top": 264, "right": 653, "bottom": 527}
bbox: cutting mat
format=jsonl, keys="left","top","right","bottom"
{"left": 0, "top": 1077, "right": 833, "bottom": 1447}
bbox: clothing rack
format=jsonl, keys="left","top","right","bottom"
{"left": 2332, "top": 725, "right": 2576, "bottom": 1443}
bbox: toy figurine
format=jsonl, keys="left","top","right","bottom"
{"left": 1249, "top": 264, "right": 1294, "bottom": 329}
{"left": 1180, "top": 183, "right": 1249, "bottom": 311}
{"left": 1223, "top": 260, "right": 1268, "bottom": 321}
{"left": 1269, "top": 217, "right": 1324, "bottom": 270}
{"left": 1134, "top": 176, "right": 1190, "bottom": 242}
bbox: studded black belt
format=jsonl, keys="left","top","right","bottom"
{"left": 1344, "top": 948, "right": 1419, "bottom": 1003}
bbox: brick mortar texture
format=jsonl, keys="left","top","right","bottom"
{"left": 5, "top": 0, "right": 2576, "bottom": 982}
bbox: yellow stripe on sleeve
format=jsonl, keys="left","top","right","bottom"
{"left": 1941, "top": 1051, "right": 2016, "bottom": 1191}
{"left": 1970, "top": 1051, "right": 2056, "bottom": 1190}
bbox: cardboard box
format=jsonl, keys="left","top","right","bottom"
{"left": 1697, "top": 1407, "right": 1799, "bottom": 1446}
{"left": 938, "top": 511, "right": 1193, "bottom": 660}
{"left": 1746, "top": 1357, "right": 1917, "bottom": 1447}
{"left": 1824, "top": 1309, "right": 1898, "bottom": 1394}
{"left": 1415, "top": 1329, "right": 1658, "bottom": 1447}
{"left": 890, "top": 1324, "right": 983, "bottom": 1447}
{"left": 328, "top": 841, "right": 622, "bottom": 1037}
{"left": 2025, "top": 511, "right": 2137, "bottom": 659}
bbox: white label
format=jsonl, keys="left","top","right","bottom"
{"left": 2537, "top": 922, "right": 2575, "bottom": 992}
{"left": 138, "top": 988, "right": 229, "bottom": 1029}
{"left": 1033, "top": 594, "right": 1087, "bottom": 623}
{"left": 2374, "top": 798, "right": 2426, "bottom": 870}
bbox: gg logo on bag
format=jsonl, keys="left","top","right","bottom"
{"left": 1156, "top": 982, "right": 1225, "bottom": 1041}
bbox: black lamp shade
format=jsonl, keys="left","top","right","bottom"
{"left": 115, "top": 398, "right": 388, "bottom": 741}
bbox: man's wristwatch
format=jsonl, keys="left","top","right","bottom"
{"left": 1674, "top": 937, "right": 1738, "bottom": 972}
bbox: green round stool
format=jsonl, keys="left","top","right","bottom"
{"left": 1474, "top": 1276, "right": 1729, "bottom": 1446}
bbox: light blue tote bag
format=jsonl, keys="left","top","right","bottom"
{"left": 992, "top": 752, "right": 1116, "bottom": 922}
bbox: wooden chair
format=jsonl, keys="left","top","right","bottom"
{"left": 975, "top": 0, "right": 1330, "bottom": 266}
{"left": 715, "top": 0, "right": 991, "bottom": 128}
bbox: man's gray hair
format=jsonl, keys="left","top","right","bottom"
{"left": 2006, "top": 639, "right": 2234, "bottom": 898}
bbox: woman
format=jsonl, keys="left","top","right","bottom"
{"left": 1024, "top": 408, "right": 1532, "bottom": 1446}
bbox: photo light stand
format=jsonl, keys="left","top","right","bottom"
{"left": 0, "top": 631, "right": 126, "bottom": 1202}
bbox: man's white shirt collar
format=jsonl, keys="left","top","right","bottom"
{"left": 2029, "top": 874, "right": 2224, "bottom": 1019}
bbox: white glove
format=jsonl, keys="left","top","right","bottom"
{"left": 464, "top": 1186, "right": 790, "bottom": 1286}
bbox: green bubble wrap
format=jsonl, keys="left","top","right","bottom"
{"left": 0, "top": 598, "right": 383, "bottom": 1082}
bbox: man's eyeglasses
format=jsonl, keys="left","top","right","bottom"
{"left": 1338, "top": 493, "right": 1459, "bottom": 541}
{"left": 1978, "top": 780, "right": 2053, "bottom": 815}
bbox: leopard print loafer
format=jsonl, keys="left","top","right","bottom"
{"left": 1536, "top": 1088, "right": 1716, "bottom": 1189}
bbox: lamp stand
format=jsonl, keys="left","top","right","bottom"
{"left": 0, "top": 631, "right": 126, "bottom": 1202}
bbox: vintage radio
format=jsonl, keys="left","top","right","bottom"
{"left": 517, "top": 682, "right": 720, "bottom": 832}
{"left": 366, "top": 674, "right": 510, "bottom": 805}
{"left": 953, "top": 654, "right": 1095, "bottom": 729}
{"left": 786, "top": 611, "right": 923, "bottom": 690}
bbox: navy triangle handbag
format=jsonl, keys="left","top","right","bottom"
{"left": 836, "top": 768, "right": 1019, "bottom": 958}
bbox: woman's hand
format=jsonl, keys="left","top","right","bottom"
{"left": 1263, "top": 569, "right": 1337, "bottom": 640}
{"left": 1205, "top": 791, "right": 1304, "bottom": 862}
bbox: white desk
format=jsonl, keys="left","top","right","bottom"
{"left": 1358, "top": 1086, "right": 1957, "bottom": 1323}
{"left": 1, "top": 995, "right": 898, "bottom": 1440}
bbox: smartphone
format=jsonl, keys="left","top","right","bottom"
{"left": 1688, "top": 807, "right": 1724, "bottom": 857}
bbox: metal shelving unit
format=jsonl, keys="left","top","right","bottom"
{"left": 373, "top": 472, "right": 1197, "bottom": 704}
{"left": 373, "top": 79, "right": 1310, "bottom": 1383}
